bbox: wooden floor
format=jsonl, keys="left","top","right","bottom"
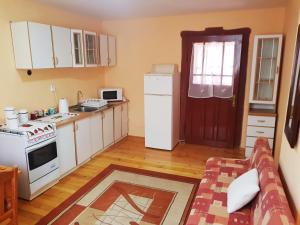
{"left": 18, "top": 136, "right": 244, "bottom": 224}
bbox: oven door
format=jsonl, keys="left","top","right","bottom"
{"left": 26, "top": 137, "right": 59, "bottom": 183}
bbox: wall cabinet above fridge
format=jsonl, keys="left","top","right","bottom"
{"left": 10, "top": 21, "right": 117, "bottom": 70}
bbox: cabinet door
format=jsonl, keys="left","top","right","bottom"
{"left": 249, "top": 35, "right": 283, "bottom": 104}
{"left": 114, "top": 105, "right": 122, "bottom": 142}
{"left": 10, "top": 21, "right": 32, "bottom": 69}
{"left": 84, "top": 31, "right": 97, "bottom": 67}
{"left": 56, "top": 124, "right": 76, "bottom": 176}
{"left": 121, "top": 103, "right": 128, "bottom": 137}
{"left": 71, "top": 29, "right": 85, "bottom": 67}
{"left": 75, "top": 118, "right": 92, "bottom": 165}
{"left": 99, "top": 34, "right": 109, "bottom": 67}
{"left": 52, "top": 26, "right": 73, "bottom": 68}
{"left": 28, "top": 22, "right": 54, "bottom": 69}
{"left": 90, "top": 113, "right": 103, "bottom": 155}
{"left": 108, "top": 35, "right": 116, "bottom": 66}
{"left": 103, "top": 108, "right": 114, "bottom": 148}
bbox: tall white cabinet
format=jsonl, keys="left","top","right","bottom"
{"left": 246, "top": 34, "right": 283, "bottom": 157}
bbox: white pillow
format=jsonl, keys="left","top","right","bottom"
{"left": 227, "top": 168, "right": 260, "bottom": 213}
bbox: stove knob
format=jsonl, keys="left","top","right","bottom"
{"left": 44, "top": 127, "right": 49, "bottom": 130}
{"left": 34, "top": 129, "right": 38, "bottom": 134}
{"left": 48, "top": 125, "right": 53, "bottom": 130}
{"left": 38, "top": 128, "right": 44, "bottom": 132}
{"left": 29, "top": 131, "right": 34, "bottom": 136}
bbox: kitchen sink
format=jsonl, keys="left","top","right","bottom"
{"left": 70, "top": 105, "right": 99, "bottom": 112}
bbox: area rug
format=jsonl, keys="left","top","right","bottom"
{"left": 37, "top": 164, "right": 200, "bottom": 225}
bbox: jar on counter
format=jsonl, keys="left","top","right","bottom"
{"left": 18, "top": 109, "right": 29, "bottom": 124}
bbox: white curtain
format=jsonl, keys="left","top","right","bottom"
{"left": 188, "top": 41, "right": 235, "bottom": 98}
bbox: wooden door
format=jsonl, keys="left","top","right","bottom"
{"left": 114, "top": 105, "right": 122, "bottom": 142}
{"left": 75, "top": 118, "right": 92, "bottom": 165}
{"left": 90, "top": 113, "right": 104, "bottom": 155}
{"left": 180, "top": 28, "right": 251, "bottom": 148}
{"left": 28, "top": 22, "right": 54, "bottom": 68}
{"left": 103, "top": 108, "right": 114, "bottom": 148}
{"left": 52, "top": 26, "right": 73, "bottom": 68}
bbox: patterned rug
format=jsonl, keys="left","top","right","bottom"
{"left": 37, "top": 165, "right": 200, "bottom": 225}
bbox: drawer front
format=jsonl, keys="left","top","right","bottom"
{"left": 246, "top": 136, "right": 273, "bottom": 148}
{"left": 247, "top": 126, "right": 275, "bottom": 138}
{"left": 245, "top": 147, "right": 253, "bottom": 158}
{"left": 248, "top": 115, "right": 276, "bottom": 127}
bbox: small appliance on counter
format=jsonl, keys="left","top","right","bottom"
{"left": 0, "top": 121, "right": 59, "bottom": 200}
{"left": 99, "top": 88, "right": 123, "bottom": 102}
{"left": 81, "top": 98, "right": 108, "bottom": 108}
{"left": 58, "top": 98, "right": 69, "bottom": 114}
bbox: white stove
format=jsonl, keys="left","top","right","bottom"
{"left": 0, "top": 121, "right": 56, "bottom": 147}
{"left": 0, "top": 120, "right": 59, "bottom": 200}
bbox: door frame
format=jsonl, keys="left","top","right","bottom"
{"left": 180, "top": 27, "right": 251, "bottom": 148}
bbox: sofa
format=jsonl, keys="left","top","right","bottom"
{"left": 186, "top": 137, "right": 295, "bottom": 225}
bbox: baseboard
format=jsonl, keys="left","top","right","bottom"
{"left": 278, "top": 166, "right": 300, "bottom": 224}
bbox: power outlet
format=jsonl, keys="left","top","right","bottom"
{"left": 50, "top": 84, "right": 56, "bottom": 93}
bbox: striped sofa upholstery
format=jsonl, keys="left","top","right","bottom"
{"left": 186, "top": 138, "right": 295, "bottom": 225}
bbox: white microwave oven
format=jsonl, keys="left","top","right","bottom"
{"left": 99, "top": 88, "right": 123, "bottom": 101}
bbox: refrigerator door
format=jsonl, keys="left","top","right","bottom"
{"left": 144, "top": 94, "right": 172, "bottom": 150}
{"left": 144, "top": 75, "right": 173, "bottom": 95}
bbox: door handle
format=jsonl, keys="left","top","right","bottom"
{"left": 232, "top": 95, "right": 236, "bottom": 108}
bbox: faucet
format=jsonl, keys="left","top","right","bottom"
{"left": 77, "top": 90, "right": 83, "bottom": 105}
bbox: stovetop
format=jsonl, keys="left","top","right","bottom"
{"left": 0, "top": 121, "right": 56, "bottom": 145}
{"left": 37, "top": 113, "right": 78, "bottom": 123}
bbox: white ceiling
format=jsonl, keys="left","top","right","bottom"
{"left": 37, "top": 0, "right": 287, "bottom": 20}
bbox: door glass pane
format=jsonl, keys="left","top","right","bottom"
{"left": 73, "top": 33, "right": 82, "bottom": 64}
{"left": 193, "top": 43, "right": 204, "bottom": 74}
{"left": 203, "top": 42, "right": 223, "bottom": 75}
{"left": 253, "top": 37, "right": 279, "bottom": 101}
{"left": 223, "top": 42, "right": 235, "bottom": 76}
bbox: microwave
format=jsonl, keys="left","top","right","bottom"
{"left": 99, "top": 88, "right": 123, "bottom": 101}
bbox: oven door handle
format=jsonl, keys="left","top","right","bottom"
{"left": 26, "top": 137, "right": 56, "bottom": 153}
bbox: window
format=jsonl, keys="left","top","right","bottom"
{"left": 189, "top": 41, "right": 235, "bottom": 98}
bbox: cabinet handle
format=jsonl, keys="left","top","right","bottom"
{"left": 75, "top": 124, "right": 78, "bottom": 131}
{"left": 257, "top": 120, "right": 266, "bottom": 123}
{"left": 108, "top": 57, "right": 111, "bottom": 65}
{"left": 232, "top": 95, "right": 236, "bottom": 108}
{"left": 56, "top": 57, "right": 59, "bottom": 65}
{"left": 276, "top": 66, "right": 279, "bottom": 74}
{"left": 103, "top": 113, "right": 105, "bottom": 119}
{"left": 256, "top": 131, "right": 264, "bottom": 134}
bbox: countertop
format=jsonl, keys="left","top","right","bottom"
{"left": 55, "top": 100, "right": 129, "bottom": 128}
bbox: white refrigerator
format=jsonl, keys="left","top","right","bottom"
{"left": 144, "top": 64, "right": 180, "bottom": 150}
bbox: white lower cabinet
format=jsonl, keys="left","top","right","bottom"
{"left": 121, "top": 103, "right": 128, "bottom": 137}
{"left": 75, "top": 117, "right": 92, "bottom": 165}
{"left": 56, "top": 124, "right": 77, "bottom": 176}
{"left": 103, "top": 108, "right": 114, "bottom": 148}
{"left": 90, "top": 113, "right": 104, "bottom": 155}
{"left": 114, "top": 105, "right": 122, "bottom": 142}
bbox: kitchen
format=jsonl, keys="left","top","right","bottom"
{"left": 0, "top": 10, "right": 129, "bottom": 201}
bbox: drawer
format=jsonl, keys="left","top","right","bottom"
{"left": 245, "top": 147, "right": 253, "bottom": 158}
{"left": 248, "top": 115, "right": 275, "bottom": 127}
{"left": 247, "top": 126, "right": 275, "bottom": 138}
{"left": 246, "top": 136, "right": 273, "bottom": 148}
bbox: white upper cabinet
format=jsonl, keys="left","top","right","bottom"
{"left": 71, "top": 29, "right": 85, "bottom": 67}
{"left": 84, "top": 31, "right": 97, "bottom": 67}
{"left": 98, "top": 34, "right": 117, "bottom": 67}
{"left": 108, "top": 35, "right": 117, "bottom": 66}
{"left": 51, "top": 26, "right": 73, "bottom": 68}
{"left": 10, "top": 21, "right": 54, "bottom": 69}
{"left": 99, "top": 34, "right": 109, "bottom": 67}
{"left": 249, "top": 35, "right": 283, "bottom": 105}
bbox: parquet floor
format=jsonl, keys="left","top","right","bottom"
{"left": 18, "top": 136, "right": 244, "bottom": 224}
